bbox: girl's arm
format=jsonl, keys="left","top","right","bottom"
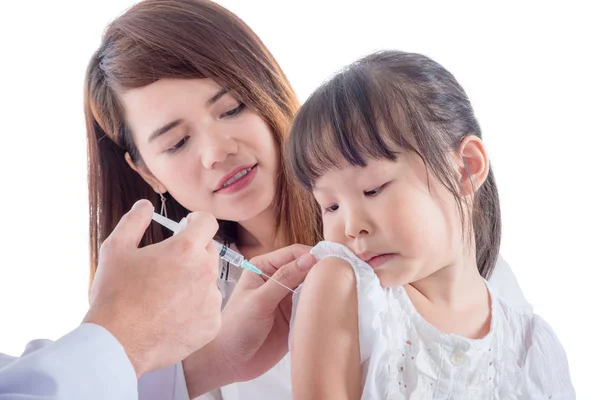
{"left": 521, "top": 316, "right": 575, "bottom": 399}
{"left": 291, "top": 257, "right": 361, "bottom": 400}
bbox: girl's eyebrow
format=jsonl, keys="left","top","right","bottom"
{"left": 313, "top": 184, "right": 331, "bottom": 193}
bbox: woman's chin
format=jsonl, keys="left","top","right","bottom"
{"left": 215, "top": 196, "right": 275, "bottom": 224}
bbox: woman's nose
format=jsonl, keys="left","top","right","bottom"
{"left": 199, "top": 130, "right": 238, "bottom": 169}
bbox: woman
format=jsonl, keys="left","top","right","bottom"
{"left": 84, "top": 1, "right": 529, "bottom": 399}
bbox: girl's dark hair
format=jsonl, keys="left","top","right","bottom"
{"left": 84, "top": 0, "right": 322, "bottom": 292}
{"left": 288, "top": 50, "right": 501, "bottom": 278}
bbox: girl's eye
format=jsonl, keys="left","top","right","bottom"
{"left": 167, "top": 136, "right": 189, "bottom": 153}
{"left": 324, "top": 204, "right": 339, "bottom": 213}
{"left": 220, "top": 103, "right": 246, "bottom": 118}
{"left": 364, "top": 183, "right": 388, "bottom": 197}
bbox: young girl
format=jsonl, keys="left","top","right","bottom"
{"left": 287, "top": 51, "right": 574, "bottom": 399}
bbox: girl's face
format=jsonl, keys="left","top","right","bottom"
{"left": 120, "top": 78, "right": 279, "bottom": 222}
{"left": 313, "top": 151, "right": 472, "bottom": 288}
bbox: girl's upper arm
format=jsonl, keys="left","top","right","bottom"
{"left": 291, "top": 257, "right": 361, "bottom": 400}
{"left": 521, "top": 316, "right": 575, "bottom": 399}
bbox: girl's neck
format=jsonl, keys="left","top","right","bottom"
{"left": 405, "top": 250, "right": 492, "bottom": 339}
{"left": 235, "top": 205, "right": 283, "bottom": 260}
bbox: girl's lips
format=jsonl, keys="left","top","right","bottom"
{"left": 366, "top": 253, "right": 396, "bottom": 269}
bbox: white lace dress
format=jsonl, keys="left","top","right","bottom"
{"left": 290, "top": 241, "right": 575, "bottom": 399}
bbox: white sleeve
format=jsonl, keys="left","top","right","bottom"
{"left": 488, "top": 254, "right": 532, "bottom": 312}
{"left": 0, "top": 323, "right": 137, "bottom": 400}
{"left": 520, "top": 316, "right": 576, "bottom": 399}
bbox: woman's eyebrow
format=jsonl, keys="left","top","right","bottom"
{"left": 148, "top": 88, "right": 229, "bottom": 143}
{"left": 207, "top": 87, "right": 228, "bottom": 106}
{"left": 149, "top": 119, "right": 183, "bottom": 143}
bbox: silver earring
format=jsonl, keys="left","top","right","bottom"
{"left": 159, "top": 192, "right": 168, "bottom": 218}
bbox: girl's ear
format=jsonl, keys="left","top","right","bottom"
{"left": 125, "top": 152, "right": 167, "bottom": 194}
{"left": 457, "top": 135, "right": 490, "bottom": 196}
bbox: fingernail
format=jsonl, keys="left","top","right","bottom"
{"left": 132, "top": 199, "right": 151, "bottom": 211}
{"left": 178, "top": 217, "right": 188, "bottom": 232}
{"left": 297, "top": 253, "right": 316, "bottom": 271}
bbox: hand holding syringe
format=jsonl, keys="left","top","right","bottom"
{"left": 152, "top": 212, "right": 296, "bottom": 293}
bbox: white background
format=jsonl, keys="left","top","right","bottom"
{"left": 0, "top": 0, "right": 597, "bottom": 397}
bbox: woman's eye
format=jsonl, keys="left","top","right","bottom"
{"left": 167, "top": 136, "right": 189, "bottom": 153}
{"left": 324, "top": 204, "right": 339, "bottom": 213}
{"left": 221, "top": 103, "right": 246, "bottom": 118}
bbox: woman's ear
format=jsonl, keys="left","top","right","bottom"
{"left": 457, "top": 135, "right": 490, "bottom": 196}
{"left": 125, "top": 152, "right": 167, "bottom": 194}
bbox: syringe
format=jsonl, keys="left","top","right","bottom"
{"left": 151, "top": 212, "right": 296, "bottom": 293}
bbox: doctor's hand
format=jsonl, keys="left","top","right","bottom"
{"left": 183, "top": 244, "right": 317, "bottom": 397}
{"left": 83, "top": 200, "right": 222, "bottom": 377}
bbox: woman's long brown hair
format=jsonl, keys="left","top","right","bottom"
{"left": 84, "top": 0, "right": 322, "bottom": 292}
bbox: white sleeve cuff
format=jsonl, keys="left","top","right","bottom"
{"left": 0, "top": 323, "right": 137, "bottom": 399}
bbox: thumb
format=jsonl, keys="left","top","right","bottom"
{"left": 258, "top": 253, "right": 316, "bottom": 306}
{"left": 109, "top": 200, "right": 154, "bottom": 248}
{"left": 175, "top": 211, "right": 219, "bottom": 246}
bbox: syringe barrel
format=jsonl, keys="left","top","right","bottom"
{"left": 212, "top": 240, "right": 244, "bottom": 266}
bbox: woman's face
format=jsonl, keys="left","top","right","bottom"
{"left": 120, "top": 78, "right": 279, "bottom": 222}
